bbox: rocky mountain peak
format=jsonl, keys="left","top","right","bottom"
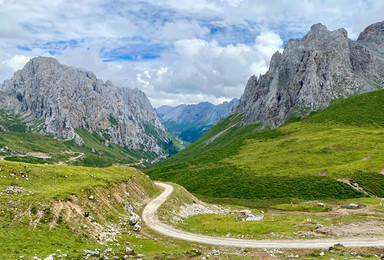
{"left": 234, "top": 21, "right": 384, "bottom": 128}
{"left": 0, "top": 57, "right": 175, "bottom": 156}
{"left": 358, "top": 21, "right": 384, "bottom": 44}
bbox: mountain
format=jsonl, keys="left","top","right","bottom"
{"left": 156, "top": 98, "right": 239, "bottom": 143}
{"left": 147, "top": 21, "right": 384, "bottom": 206}
{"left": 234, "top": 22, "right": 384, "bottom": 128}
{"left": 0, "top": 57, "right": 177, "bottom": 161}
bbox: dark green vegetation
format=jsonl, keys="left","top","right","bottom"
{"left": 148, "top": 90, "right": 384, "bottom": 207}
{"left": 0, "top": 109, "right": 180, "bottom": 167}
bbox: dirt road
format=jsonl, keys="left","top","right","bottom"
{"left": 142, "top": 182, "right": 384, "bottom": 249}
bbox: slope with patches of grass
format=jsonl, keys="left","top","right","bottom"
{"left": 0, "top": 160, "right": 161, "bottom": 258}
{"left": 147, "top": 90, "right": 384, "bottom": 206}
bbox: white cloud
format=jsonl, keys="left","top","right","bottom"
{"left": 135, "top": 31, "right": 283, "bottom": 107}
{"left": 0, "top": 0, "right": 382, "bottom": 107}
{"left": 3, "top": 55, "right": 32, "bottom": 71}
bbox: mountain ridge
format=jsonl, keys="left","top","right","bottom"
{"left": 0, "top": 57, "right": 176, "bottom": 158}
{"left": 156, "top": 98, "right": 239, "bottom": 143}
{"left": 234, "top": 21, "right": 384, "bottom": 128}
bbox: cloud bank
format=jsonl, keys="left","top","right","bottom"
{"left": 0, "top": 0, "right": 383, "bottom": 107}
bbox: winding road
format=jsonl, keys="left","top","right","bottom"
{"left": 142, "top": 182, "right": 384, "bottom": 249}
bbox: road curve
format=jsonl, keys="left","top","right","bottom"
{"left": 142, "top": 182, "right": 384, "bottom": 249}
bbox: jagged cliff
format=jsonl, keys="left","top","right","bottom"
{"left": 0, "top": 57, "right": 174, "bottom": 156}
{"left": 234, "top": 22, "right": 384, "bottom": 128}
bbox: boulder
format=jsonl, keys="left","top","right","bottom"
{"left": 129, "top": 213, "right": 140, "bottom": 226}
{"left": 133, "top": 224, "right": 141, "bottom": 232}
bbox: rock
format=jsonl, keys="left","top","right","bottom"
{"left": 341, "top": 203, "right": 366, "bottom": 209}
{"left": 316, "top": 223, "right": 324, "bottom": 229}
{"left": 133, "top": 224, "right": 141, "bottom": 232}
{"left": 319, "top": 251, "right": 325, "bottom": 256}
{"left": 240, "top": 209, "right": 264, "bottom": 221}
{"left": 125, "top": 247, "right": 134, "bottom": 254}
{"left": 90, "top": 148, "right": 96, "bottom": 153}
{"left": 0, "top": 57, "right": 175, "bottom": 156}
{"left": 210, "top": 249, "right": 220, "bottom": 256}
{"left": 88, "top": 195, "right": 95, "bottom": 200}
{"left": 3, "top": 186, "right": 25, "bottom": 195}
{"left": 233, "top": 21, "right": 384, "bottom": 128}
{"left": 84, "top": 249, "right": 100, "bottom": 256}
{"left": 44, "top": 255, "right": 54, "bottom": 260}
{"left": 129, "top": 213, "right": 141, "bottom": 225}
{"left": 317, "top": 203, "right": 327, "bottom": 207}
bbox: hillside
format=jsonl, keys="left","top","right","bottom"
{"left": 0, "top": 109, "right": 165, "bottom": 167}
{"left": 0, "top": 57, "right": 179, "bottom": 162}
{"left": 157, "top": 98, "right": 239, "bottom": 143}
{"left": 147, "top": 89, "right": 384, "bottom": 207}
{"left": 0, "top": 161, "right": 159, "bottom": 258}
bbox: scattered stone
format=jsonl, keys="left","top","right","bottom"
{"left": 133, "top": 224, "right": 141, "bottom": 232}
{"left": 317, "top": 203, "right": 327, "bottom": 207}
{"left": 129, "top": 213, "right": 141, "bottom": 226}
{"left": 58, "top": 254, "right": 67, "bottom": 258}
{"left": 84, "top": 249, "right": 100, "bottom": 256}
{"left": 88, "top": 195, "right": 95, "bottom": 200}
{"left": 341, "top": 203, "right": 366, "bottom": 209}
{"left": 239, "top": 209, "right": 264, "bottom": 221}
{"left": 44, "top": 254, "right": 54, "bottom": 260}
{"left": 319, "top": 251, "right": 325, "bottom": 256}
{"left": 125, "top": 247, "right": 134, "bottom": 255}
{"left": 209, "top": 249, "right": 220, "bottom": 256}
{"left": 3, "top": 186, "right": 25, "bottom": 195}
{"left": 316, "top": 223, "right": 324, "bottom": 229}
{"left": 362, "top": 156, "right": 373, "bottom": 161}
{"left": 104, "top": 248, "right": 113, "bottom": 253}
{"left": 226, "top": 232, "right": 231, "bottom": 237}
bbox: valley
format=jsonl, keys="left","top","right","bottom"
{"left": 1, "top": 3, "right": 384, "bottom": 259}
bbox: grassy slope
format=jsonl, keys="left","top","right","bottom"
{"left": 147, "top": 90, "right": 384, "bottom": 206}
{"left": 0, "top": 160, "right": 160, "bottom": 258}
{"left": 0, "top": 109, "right": 183, "bottom": 167}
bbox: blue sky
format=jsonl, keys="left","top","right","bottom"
{"left": 0, "top": 0, "right": 383, "bottom": 106}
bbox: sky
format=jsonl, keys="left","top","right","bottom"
{"left": 0, "top": 0, "right": 383, "bottom": 107}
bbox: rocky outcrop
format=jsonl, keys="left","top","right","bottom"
{"left": 0, "top": 57, "right": 173, "bottom": 155}
{"left": 157, "top": 98, "right": 239, "bottom": 143}
{"left": 234, "top": 21, "right": 384, "bottom": 128}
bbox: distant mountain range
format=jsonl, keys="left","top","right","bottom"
{"left": 0, "top": 57, "right": 178, "bottom": 163}
{"left": 156, "top": 98, "right": 239, "bottom": 143}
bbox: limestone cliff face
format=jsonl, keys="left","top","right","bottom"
{"left": 0, "top": 57, "right": 172, "bottom": 155}
{"left": 234, "top": 22, "right": 384, "bottom": 128}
